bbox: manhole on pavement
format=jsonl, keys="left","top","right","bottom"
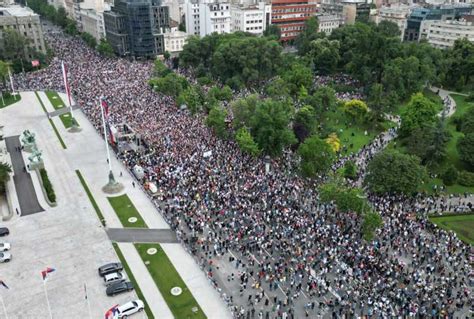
{"left": 147, "top": 248, "right": 157, "bottom": 255}
{"left": 171, "top": 287, "right": 182, "bottom": 296}
{"left": 128, "top": 217, "right": 138, "bottom": 223}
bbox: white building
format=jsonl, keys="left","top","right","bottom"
{"left": 375, "top": 5, "right": 412, "bottom": 40}
{"left": 199, "top": 1, "right": 231, "bottom": 36}
{"left": 231, "top": 2, "right": 271, "bottom": 34}
{"left": 0, "top": 5, "right": 46, "bottom": 57}
{"left": 163, "top": 27, "right": 190, "bottom": 53}
{"left": 317, "top": 14, "right": 344, "bottom": 34}
{"left": 75, "top": 0, "right": 111, "bottom": 41}
{"left": 420, "top": 19, "right": 474, "bottom": 49}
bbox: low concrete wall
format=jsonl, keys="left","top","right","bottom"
{"left": 34, "top": 168, "right": 57, "bottom": 207}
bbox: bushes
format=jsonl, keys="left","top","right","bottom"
{"left": 441, "top": 165, "right": 458, "bottom": 186}
{"left": 458, "top": 171, "right": 474, "bottom": 187}
{"left": 40, "top": 168, "right": 56, "bottom": 203}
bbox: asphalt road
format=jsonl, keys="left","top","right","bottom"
{"left": 106, "top": 228, "right": 178, "bottom": 243}
{"left": 5, "top": 136, "right": 44, "bottom": 215}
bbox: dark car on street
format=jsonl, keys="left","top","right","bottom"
{"left": 98, "top": 262, "right": 123, "bottom": 276}
{"left": 0, "top": 228, "right": 9, "bottom": 237}
{"left": 106, "top": 281, "right": 134, "bottom": 296}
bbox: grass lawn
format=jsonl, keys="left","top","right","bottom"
{"left": 107, "top": 194, "right": 147, "bottom": 228}
{"left": 429, "top": 214, "right": 474, "bottom": 245}
{"left": 75, "top": 170, "right": 106, "bottom": 226}
{"left": 391, "top": 88, "right": 443, "bottom": 116}
{"left": 35, "top": 91, "right": 67, "bottom": 149}
{"left": 135, "top": 243, "right": 206, "bottom": 319}
{"left": 0, "top": 93, "right": 21, "bottom": 108}
{"left": 113, "top": 243, "right": 154, "bottom": 319}
{"left": 45, "top": 90, "right": 79, "bottom": 128}
{"left": 320, "top": 107, "right": 393, "bottom": 154}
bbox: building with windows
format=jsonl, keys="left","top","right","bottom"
{"left": 231, "top": 1, "right": 271, "bottom": 34}
{"left": 0, "top": 5, "right": 46, "bottom": 59}
{"left": 375, "top": 5, "right": 412, "bottom": 40}
{"left": 271, "top": 0, "right": 317, "bottom": 41}
{"left": 104, "top": 0, "right": 169, "bottom": 57}
{"left": 184, "top": 0, "right": 233, "bottom": 36}
{"left": 163, "top": 27, "right": 189, "bottom": 52}
{"left": 420, "top": 18, "right": 474, "bottom": 48}
{"left": 317, "top": 14, "right": 343, "bottom": 34}
{"left": 404, "top": 4, "right": 472, "bottom": 41}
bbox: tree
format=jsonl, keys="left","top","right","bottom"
{"left": 1, "top": 29, "right": 30, "bottom": 60}
{"left": 443, "top": 38, "right": 474, "bottom": 89}
{"left": 457, "top": 133, "right": 474, "bottom": 168}
{"left": 298, "top": 135, "right": 335, "bottom": 177}
{"left": 343, "top": 99, "right": 368, "bottom": 121}
{"left": 441, "top": 165, "right": 458, "bottom": 186}
{"left": 250, "top": 99, "right": 296, "bottom": 156}
{"left": 295, "top": 17, "right": 321, "bottom": 56}
{"left": 343, "top": 160, "right": 357, "bottom": 179}
{"left": 309, "top": 38, "right": 340, "bottom": 75}
{"left": 399, "top": 93, "right": 438, "bottom": 138}
{"left": 206, "top": 106, "right": 228, "bottom": 138}
{"left": 308, "top": 86, "right": 337, "bottom": 112}
{"left": 232, "top": 94, "right": 258, "bottom": 129}
{"left": 319, "top": 181, "right": 367, "bottom": 214}
{"left": 153, "top": 59, "right": 171, "bottom": 77}
{"left": 177, "top": 85, "right": 203, "bottom": 114}
{"left": 263, "top": 25, "right": 281, "bottom": 40}
{"left": 325, "top": 133, "right": 341, "bottom": 153}
{"left": 150, "top": 73, "right": 188, "bottom": 97}
{"left": 424, "top": 116, "right": 450, "bottom": 167}
{"left": 97, "top": 39, "right": 114, "bottom": 57}
{"left": 0, "top": 162, "right": 12, "bottom": 194}
{"left": 0, "top": 61, "right": 9, "bottom": 83}
{"left": 367, "top": 83, "right": 385, "bottom": 121}
{"left": 364, "top": 149, "right": 427, "bottom": 195}
{"left": 281, "top": 62, "right": 313, "bottom": 97}
{"left": 235, "top": 127, "right": 261, "bottom": 157}
{"left": 293, "top": 106, "right": 316, "bottom": 142}
{"left": 264, "top": 77, "right": 290, "bottom": 99}
{"left": 362, "top": 211, "right": 383, "bottom": 241}
{"left": 376, "top": 20, "right": 400, "bottom": 38}
{"left": 81, "top": 32, "right": 97, "bottom": 48}
{"left": 65, "top": 20, "right": 78, "bottom": 35}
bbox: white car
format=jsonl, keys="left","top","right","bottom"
{"left": 0, "top": 243, "right": 10, "bottom": 252}
{"left": 116, "top": 300, "right": 144, "bottom": 318}
{"left": 0, "top": 252, "right": 11, "bottom": 263}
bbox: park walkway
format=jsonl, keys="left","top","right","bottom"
{"left": 106, "top": 228, "right": 178, "bottom": 243}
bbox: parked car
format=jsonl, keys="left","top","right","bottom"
{"left": 0, "top": 252, "right": 11, "bottom": 263}
{"left": 0, "top": 243, "right": 10, "bottom": 252}
{"left": 116, "top": 300, "right": 145, "bottom": 318}
{"left": 106, "top": 281, "right": 134, "bottom": 297}
{"left": 98, "top": 262, "right": 123, "bottom": 277}
{"left": 103, "top": 272, "right": 126, "bottom": 286}
{"left": 0, "top": 228, "right": 9, "bottom": 237}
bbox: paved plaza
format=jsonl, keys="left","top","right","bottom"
{"left": 0, "top": 91, "right": 231, "bottom": 319}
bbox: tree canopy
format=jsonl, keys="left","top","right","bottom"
{"left": 298, "top": 135, "right": 335, "bottom": 177}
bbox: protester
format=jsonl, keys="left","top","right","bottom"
{"left": 14, "top": 28, "right": 472, "bottom": 319}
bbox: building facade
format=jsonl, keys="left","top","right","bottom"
{"left": 271, "top": 0, "right": 317, "bottom": 41}
{"left": 104, "top": 0, "right": 169, "bottom": 57}
{"left": 163, "top": 27, "right": 189, "bottom": 52}
{"left": 317, "top": 14, "right": 344, "bottom": 34}
{"left": 0, "top": 5, "right": 46, "bottom": 59}
{"left": 376, "top": 5, "right": 412, "bottom": 40}
{"left": 231, "top": 1, "right": 271, "bottom": 34}
{"left": 420, "top": 19, "right": 474, "bottom": 48}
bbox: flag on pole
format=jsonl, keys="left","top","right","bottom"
{"left": 41, "top": 267, "right": 56, "bottom": 281}
{"left": 100, "top": 98, "right": 115, "bottom": 145}
{"left": 101, "top": 98, "right": 109, "bottom": 118}
{"left": 61, "top": 61, "right": 73, "bottom": 107}
{"left": 104, "top": 304, "right": 119, "bottom": 319}
{"left": 0, "top": 280, "right": 9, "bottom": 289}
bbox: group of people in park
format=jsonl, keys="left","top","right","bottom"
{"left": 14, "top": 28, "right": 472, "bottom": 318}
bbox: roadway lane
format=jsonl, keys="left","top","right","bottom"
{"left": 5, "top": 136, "right": 44, "bottom": 215}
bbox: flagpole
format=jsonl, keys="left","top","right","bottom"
{"left": 100, "top": 98, "right": 112, "bottom": 173}
{"left": 84, "top": 283, "right": 92, "bottom": 319}
{"left": 61, "top": 61, "right": 74, "bottom": 119}
{"left": 8, "top": 68, "right": 16, "bottom": 101}
{"left": 43, "top": 281, "right": 53, "bottom": 319}
{"left": 0, "top": 294, "right": 8, "bottom": 319}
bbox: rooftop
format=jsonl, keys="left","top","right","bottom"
{"left": 0, "top": 5, "right": 37, "bottom": 17}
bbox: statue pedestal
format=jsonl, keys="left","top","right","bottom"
{"left": 102, "top": 171, "right": 124, "bottom": 194}
{"left": 68, "top": 118, "right": 82, "bottom": 133}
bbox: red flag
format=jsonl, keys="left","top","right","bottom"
{"left": 101, "top": 98, "right": 109, "bottom": 118}
{"left": 105, "top": 304, "right": 119, "bottom": 319}
{"left": 41, "top": 267, "right": 55, "bottom": 281}
{"left": 31, "top": 60, "right": 40, "bottom": 67}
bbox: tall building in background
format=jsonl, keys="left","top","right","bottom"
{"left": 271, "top": 0, "right": 317, "bottom": 41}
{"left": 104, "top": 0, "right": 170, "bottom": 57}
{"left": 420, "top": 18, "right": 474, "bottom": 48}
{"left": 0, "top": 5, "right": 46, "bottom": 59}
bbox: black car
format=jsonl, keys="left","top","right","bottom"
{"left": 98, "top": 262, "right": 123, "bottom": 276}
{"left": 0, "top": 228, "right": 9, "bottom": 237}
{"left": 106, "top": 281, "right": 134, "bottom": 296}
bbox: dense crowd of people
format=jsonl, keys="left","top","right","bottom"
{"left": 14, "top": 28, "right": 472, "bottom": 318}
